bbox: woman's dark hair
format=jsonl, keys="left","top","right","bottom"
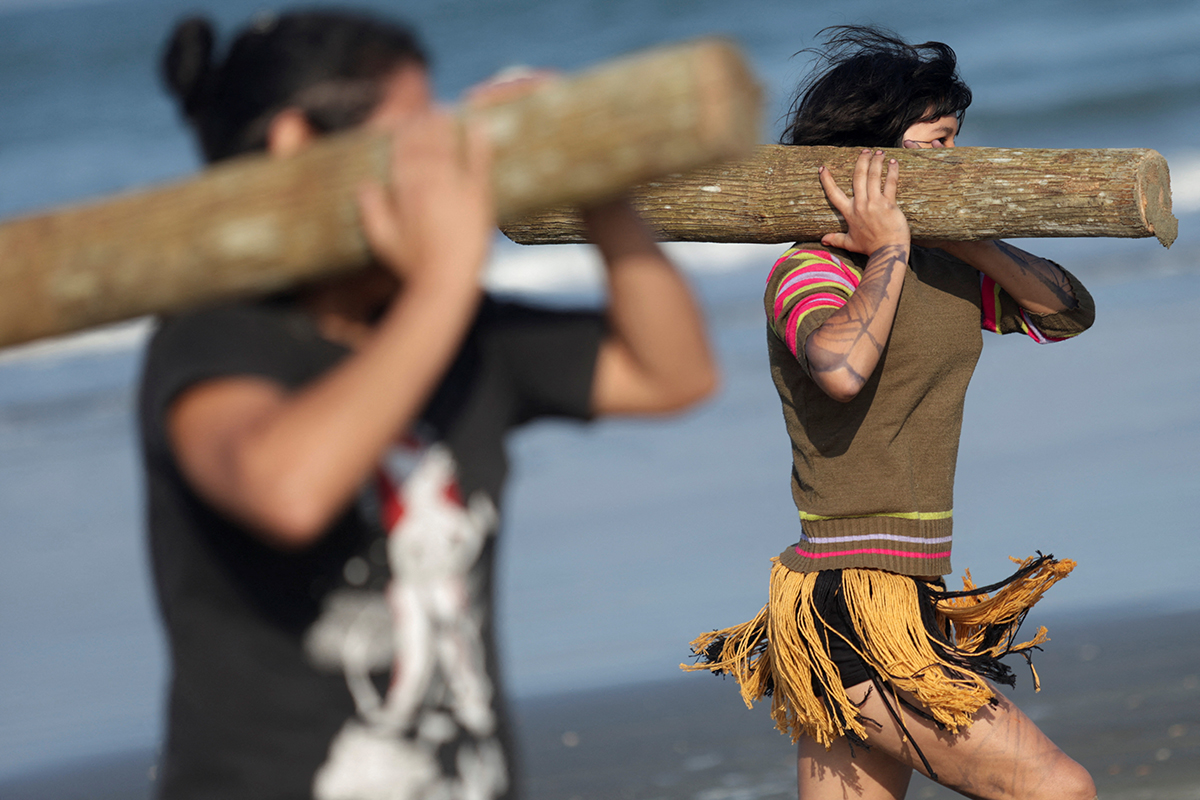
{"left": 162, "top": 9, "right": 429, "bottom": 163}
{"left": 781, "top": 25, "right": 972, "bottom": 149}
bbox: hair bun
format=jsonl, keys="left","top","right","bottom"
{"left": 162, "top": 16, "right": 216, "bottom": 115}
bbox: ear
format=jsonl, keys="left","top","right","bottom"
{"left": 266, "top": 108, "right": 317, "bottom": 157}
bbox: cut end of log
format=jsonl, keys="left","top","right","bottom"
{"left": 1138, "top": 149, "right": 1178, "bottom": 248}
{"left": 501, "top": 208, "right": 587, "bottom": 245}
{"left": 481, "top": 37, "right": 763, "bottom": 223}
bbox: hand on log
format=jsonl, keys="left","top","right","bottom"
{"left": 502, "top": 144, "right": 1177, "bottom": 248}
{"left": 0, "top": 38, "right": 762, "bottom": 350}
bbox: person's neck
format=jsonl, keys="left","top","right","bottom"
{"left": 298, "top": 268, "right": 399, "bottom": 349}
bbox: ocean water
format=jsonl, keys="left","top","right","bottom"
{"left": 2, "top": 0, "right": 1200, "bottom": 784}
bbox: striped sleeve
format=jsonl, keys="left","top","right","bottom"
{"left": 765, "top": 247, "right": 862, "bottom": 368}
{"left": 979, "top": 265, "right": 1096, "bottom": 343}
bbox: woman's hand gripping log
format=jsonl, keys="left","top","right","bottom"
{"left": 805, "top": 150, "right": 910, "bottom": 403}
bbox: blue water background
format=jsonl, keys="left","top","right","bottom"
{"left": 2, "top": 0, "right": 1200, "bottom": 781}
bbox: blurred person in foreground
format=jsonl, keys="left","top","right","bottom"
{"left": 141, "top": 9, "right": 716, "bottom": 799}
{"left": 686, "top": 26, "right": 1097, "bottom": 800}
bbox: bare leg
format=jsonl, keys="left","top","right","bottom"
{"left": 799, "top": 734, "right": 912, "bottom": 799}
{"left": 798, "top": 680, "right": 1095, "bottom": 800}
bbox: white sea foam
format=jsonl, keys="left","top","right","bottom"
{"left": 1168, "top": 150, "right": 1200, "bottom": 214}
{"left": 0, "top": 0, "right": 112, "bottom": 13}
{"left": 0, "top": 242, "right": 776, "bottom": 367}
{"left": 485, "top": 240, "right": 779, "bottom": 295}
{"left": 0, "top": 317, "right": 152, "bottom": 366}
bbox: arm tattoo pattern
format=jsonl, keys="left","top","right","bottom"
{"left": 980, "top": 243, "right": 1086, "bottom": 344}
{"left": 993, "top": 241, "right": 1077, "bottom": 309}
{"left": 804, "top": 244, "right": 908, "bottom": 385}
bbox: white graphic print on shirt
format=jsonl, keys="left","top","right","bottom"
{"left": 307, "top": 443, "right": 505, "bottom": 800}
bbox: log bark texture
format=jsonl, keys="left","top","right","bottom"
{"left": 502, "top": 144, "right": 1177, "bottom": 248}
{"left": 0, "top": 38, "right": 761, "bottom": 349}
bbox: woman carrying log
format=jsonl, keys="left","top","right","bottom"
{"left": 686, "top": 26, "right": 1097, "bottom": 799}
{"left": 140, "top": 9, "right": 716, "bottom": 799}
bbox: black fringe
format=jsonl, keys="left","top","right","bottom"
{"left": 915, "top": 552, "right": 1055, "bottom": 689}
{"left": 688, "top": 556, "right": 1058, "bottom": 776}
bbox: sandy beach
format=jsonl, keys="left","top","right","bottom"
{"left": 3, "top": 256, "right": 1200, "bottom": 798}
{"left": 2, "top": 0, "right": 1199, "bottom": 795}
{"left": 515, "top": 607, "right": 1200, "bottom": 800}
{"left": 3, "top": 605, "right": 1197, "bottom": 799}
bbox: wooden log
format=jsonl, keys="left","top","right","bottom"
{"left": 0, "top": 38, "right": 761, "bottom": 350}
{"left": 502, "top": 144, "right": 1178, "bottom": 248}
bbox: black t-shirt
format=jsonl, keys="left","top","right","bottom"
{"left": 138, "top": 297, "right": 604, "bottom": 800}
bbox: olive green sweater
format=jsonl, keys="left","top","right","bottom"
{"left": 765, "top": 244, "right": 1095, "bottom": 576}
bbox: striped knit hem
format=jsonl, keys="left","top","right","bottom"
{"left": 779, "top": 513, "right": 954, "bottom": 576}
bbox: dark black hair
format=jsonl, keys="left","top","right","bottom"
{"left": 162, "top": 9, "right": 429, "bottom": 163}
{"left": 780, "top": 25, "right": 972, "bottom": 149}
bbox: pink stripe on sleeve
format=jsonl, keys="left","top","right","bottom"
{"left": 981, "top": 274, "right": 1072, "bottom": 344}
{"left": 775, "top": 281, "right": 850, "bottom": 319}
{"left": 772, "top": 253, "right": 857, "bottom": 315}
{"left": 783, "top": 294, "right": 844, "bottom": 354}
{"left": 980, "top": 274, "right": 1001, "bottom": 333}
{"left": 767, "top": 247, "right": 803, "bottom": 283}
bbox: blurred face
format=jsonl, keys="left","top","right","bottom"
{"left": 902, "top": 114, "right": 959, "bottom": 149}
{"left": 365, "top": 64, "right": 433, "bottom": 129}
{"left": 295, "top": 65, "right": 434, "bottom": 341}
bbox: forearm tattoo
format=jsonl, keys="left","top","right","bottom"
{"left": 807, "top": 244, "right": 908, "bottom": 383}
{"left": 994, "top": 241, "right": 1077, "bottom": 309}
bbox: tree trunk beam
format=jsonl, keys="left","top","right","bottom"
{"left": 0, "top": 38, "right": 761, "bottom": 350}
{"left": 502, "top": 144, "right": 1178, "bottom": 248}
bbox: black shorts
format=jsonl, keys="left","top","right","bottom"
{"left": 815, "top": 584, "right": 873, "bottom": 688}
{"left": 813, "top": 571, "right": 947, "bottom": 689}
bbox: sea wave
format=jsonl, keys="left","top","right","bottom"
{"left": 0, "top": 0, "right": 113, "bottom": 14}
{"left": 1169, "top": 149, "right": 1200, "bottom": 214}
{"left": 0, "top": 317, "right": 152, "bottom": 366}
{"left": 486, "top": 240, "right": 778, "bottom": 295}
{"left": 0, "top": 242, "right": 778, "bottom": 367}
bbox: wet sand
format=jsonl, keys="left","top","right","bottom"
{"left": 514, "top": 606, "right": 1200, "bottom": 800}
{"left": 3, "top": 606, "right": 1196, "bottom": 799}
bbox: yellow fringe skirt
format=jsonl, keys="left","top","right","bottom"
{"left": 683, "top": 554, "right": 1074, "bottom": 751}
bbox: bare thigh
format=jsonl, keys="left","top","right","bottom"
{"left": 797, "top": 681, "right": 1095, "bottom": 800}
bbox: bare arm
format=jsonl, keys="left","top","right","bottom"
{"left": 805, "top": 150, "right": 912, "bottom": 403}
{"left": 931, "top": 240, "right": 1079, "bottom": 315}
{"left": 461, "top": 70, "right": 716, "bottom": 416}
{"left": 168, "top": 110, "right": 495, "bottom": 549}
{"left": 587, "top": 200, "right": 718, "bottom": 415}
